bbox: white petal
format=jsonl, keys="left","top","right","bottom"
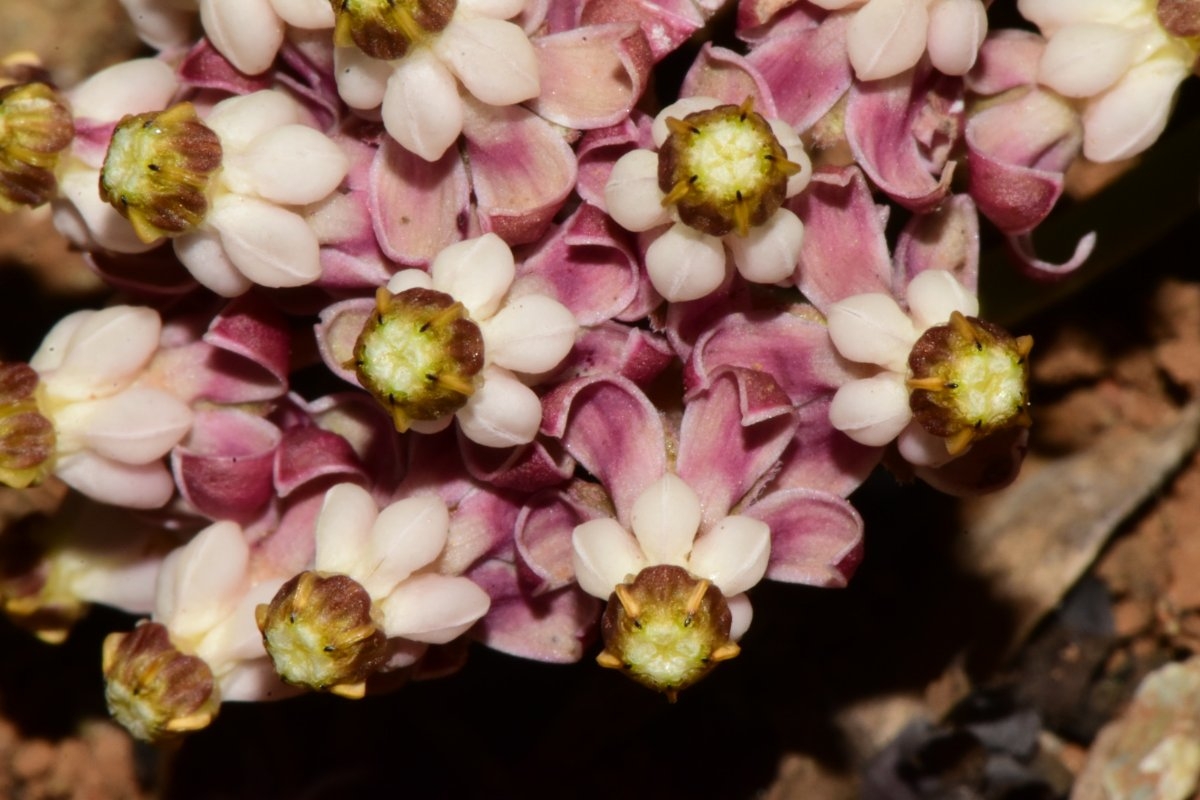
{"left": 1016, "top": 0, "right": 1136, "bottom": 32}
{"left": 847, "top": 0, "right": 929, "bottom": 81}
{"left": 54, "top": 170, "right": 153, "bottom": 254}
{"left": 197, "top": 579, "right": 287, "bottom": 664}
{"left": 58, "top": 387, "right": 192, "bottom": 464}
{"left": 209, "top": 195, "right": 322, "bottom": 288}
{"left": 455, "top": 365, "right": 542, "bottom": 448}
{"left": 199, "top": 0, "right": 286, "bottom": 76}
{"left": 55, "top": 452, "right": 176, "bottom": 509}
{"left": 604, "top": 149, "right": 671, "bottom": 232}
{"left": 430, "top": 232, "right": 515, "bottom": 320}
{"left": 726, "top": 592, "right": 754, "bottom": 641}
{"left": 386, "top": 269, "right": 435, "bottom": 294}
{"left": 228, "top": 125, "right": 349, "bottom": 205}
{"left": 156, "top": 521, "right": 249, "bottom": 641}
{"left": 459, "top": 0, "right": 527, "bottom": 18}
{"left": 314, "top": 483, "right": 378, "bottom": 575}
{"left": 809, "top": 0, "right": 864, "bottom": 7}
{"left": 269, "top": 0, "right": 335, "bottom": 27}
{"left": 652, "top": 97, "right": 721, "bottom": 148}
{"left": 379, "top": 573, "right": 491, "bottom": 643}
{"left": 927, "top": 0, "right": 987, "bottom": 76}
{"left": 826, "top": 293, "right": 916, "bottom": 371}
{"left": 433, "top": 18, "right": 540, "bottom": 105}
{"left": 409, "top": 416, "right": 455, "bottom": 435}
{"left": 29, "top": 309, "right": 87, "bottom": 373}
{"left": 1038, "top": 23, "right": 1139, "bottom": 98}
{"left": 333, "top": 46, "right": 391, "bottom": 110}
{"left": 726, "top": 208, "right": 804, "bottom": 285}
{"left": 629, "top": 474, "right": 700, "bottom": 567}
{"left": 119, "top": 0, "right": 195, "bottom": 50}
{"left": 828, "top": 374, "right": 913, "bottom": 446}
{"left": 766, "top": 119, "right": 813, "bottom": 198}
{"left": 174, "top": 229, "right": 254, "bottom": 297}
{"left": 205, "top": 91, "right": 303, "bottom": 153}
{"left": 897, "top": 420, "right": 956, "bottom": 467}
{"left": 382, "top": 50, "right": 464, "bottom": 162}
{"left": 645, "top": 223, "right": 728, "bottom": 303}
{"left": 905, "top": 269, "right": 977, "bottom": 331}
{"left": 1082, "top": 56, "right": 1187, "bottom": 163}
{"left": 571, "top": 518, "right": 646, "bottom": 598}
{"left": 481, "top": 295, "right": 578, "bottom": 374}
{"left": 688, "top": 515, "right": 771, "bottom": 596}
{"left": 360, "top": 495, "right": 451, "bottom": 598}
{"left": 40, "top": 306, "right": 161, "bottom": 400}
{"left": 68, "top": 59, "right": 179, "bottom": 122}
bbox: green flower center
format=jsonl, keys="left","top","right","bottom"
{"left": 0, "top": 79, "right": 74, "bottom": 211}
{"left": 256, "top": 571, "right": 388, "bottom": 699}
{"left": 99, "top": 102, "right": 223, "bottom": 243}
{"left": 333, "top": 0, "right": 457, "bottom": 60}
{"left": 596, "top": 564, "right": 740, "bottom": 700}
{"left": 907, "top": 311, "right": 1033, "bottom": 457}
{"left": 352, "top": 286, "right": 485, "bottom": 432}
{"left": 657, "top": 99, "right": 802, "bottom": 237}
{"left": 0, "top": 362, "right": 55, "bottom": 490}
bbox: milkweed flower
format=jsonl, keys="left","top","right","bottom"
{"left": 1018, "top": 0, "right": 1200, "bottom": 162}
{"left": 604, "top": 96, "right": 812, "bottom": 302}
{"left": 826, "top": 269, "right": 1033, "bottom": 466}
{"left": 0, "top": 54, "right": 74, "bottom": 212}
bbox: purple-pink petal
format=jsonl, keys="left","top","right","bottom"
{"left": 892, "top": 195, "right": 981, "bottom": 294}
{"left": 1005, "top": 231, "right": 1097, "bottom": 281}
{"left": 575, "top": 112, "right": 652, "bottom": 208}
{"left": 528, "top": 23, "right": 652, "bottom": 130}
{"left": 743, "top": 487, "right": 864, "bottom": 587}
{"left": 549, "top": 321, "right": 673, "bottom": 386}
{"left": 459, "top": 434, "right": 574, "bottom": 493}
{"left": 680, "top": 44, "right": 777, "bottom": 114}
{"left": 314, "top": 297, "right": 373, "bottom": 386}
{"left": 769, "top": 397, "right": 882, "bottom": 498}
{"left": 515, "top": 486, "right": 606, "bottom": 594}
{"left": 177, "top": 39, "right": 273, "bottom": 97}
{"left": 202, "top": 294, "right": 291, "bottom": 401}
{"left": 580, "top": 0, "right": 706, "bottom": 62}
{"left": 273, "top": 424, "right": 366, "bottom": 498}
{"left": 172, "top": 408, "right": 281, "bottom": 524}
{"left": 370, "top": 136, "right": 470, "bottom": 267}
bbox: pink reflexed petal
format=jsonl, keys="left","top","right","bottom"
{"left": 579, "top": 0, "right": 705, "bottom": 62}
{"left": 205, "top": 91, "right": 303, "bottom": 152}
{"left": 845, "top": 66, "right": 958, "bottom": 213}
{"left": 894, "top": 194, "right": 980, "bottom": 291}
{"left": 571, "top": 517, "right": 646, "bottom": 597}
{"left": 1082, "top": 57, "right": 1187, "bottom": 163}
{"left": 966, "top": 90, "right": 1081, "bottom": 236}
{"left": 307, "top": 393, "right": 407, "bottom": 493}
{"left": 965, "top": 30, "right": 1044, "bottom": 95}
{"left": 745, "top": 9, "right": 853, "bottom": 133}
{"left": 209, "top": 195, "right": 322, "bottom": 288}
{"left": 515, "top": 487, "right": 605, "bottom": 594}
{"left": 370, "top": 137, "right": 470, "bottom": 266}
{"left": 926, "top": 0, "right": 986, "bottom": 76}
{"left": 770, "top": 397, "right": 883, "bottom": 498}
{"left": 826, "top": 293, "right": 915, "bottom": 371}
{"left": 314, "top": 482, "right": 377, "bottom": 576}
{"left": 529, "top": 23, "right": 651, "bottom": 129}
{"left": 62, "top": 387, "right": 192, "bottom": 464}
{"left": 361, "top": 495, "right": 451, "bottom": 598}
{"left": 383, "top": 51, "right": 464, "bottom": 162}
{"left": 273, "top": 425, "right": 365, "bottom": 497}
{"left": 174, "top": 229, "right": 254, "bottom": 297}
{"left": 199, "top": 0, "right": 286, "bottom": 76}
{"left": 745, "top": 488, "right": 864, "bottom": 587}
{"left": 604, "top": 149, "right": 671, "bottom": 232}
{"left": 727, "top": 592, "right": 752, "bottom": 641}
{"left": 689, "top": 515, "right": 770, "bottom": 595}
{"left": 482, "top": 295, "right": 579, "bottom": 375}
{"left": 469, "top": 560, "right": 600, "bottom": 663}
{"left": 54, "top": 170, "right": 153, "bottom": 255}
{"left": 680, "top": 44, "right": 777, "bottom": 114}
{"left": 55, "top": 452, "right": 176, "bottom": 509}
{"left": 828, "top": 374, "right": 912, "bottom": 446}
{"left": 434, "top": 17, "right": 540, "bottom": 105}
{"left": 541, "top": 375, "right": 666, "bottom": 525}
{"left": 68, "top": 59, "right": 179, "bottom": 122}
{"left": 791, "top": 167, "right": 892, "bottom": 314}
{"left": 232, "top": 126, "right": 349, "bottom": 205}
{"left": 1038, "top": 23, "right": 1138, "bottom": 99}
{"left": 677, "top": 368, "right": 797, "bottom": 526}
{"left": 1005, "top": 231, "right": 1096, "bottom": 280}
{"left": 178, "top": 40, "right": 276, "bottom": 97}
{"left": 38, "top": 306, "right": 161, "bottom": 398}
{"left": 155, "top": 520, "right": 249, "bottom": 639}
{"left": 645, "top": 223, "right": 728, "bottom": 302}
{"left": 200, "top": 294, "right": 292, "bottom": 403}
{"left": 456, "top": 365, "right": 543, "bottom": 448}
{"left": 727, "top": 207, "right": 804, "bottom": 285}
{"left": 171, "top": 408, "right": 280, "bottom": 523}
{"left": 905, "top": 268, "right": 977, "bottom": 331}
{"left": 629, "top": 474, "right": 701, "bottom": 566}
{"left": 333, "top": 46, "right": 391, "bottom": 110}
{"left": 380, "top": 573, "right": 491, "bottom": 643}
{"left": 315, "top": 298, "right": 374, "bottom": 386}
{"left": 576, "top": 113, "right": 649, "bottom": 208}
{"left": 430, "top": 233, "right": 515, "bottom": 320}
{"left": 846, "top": 0, "right": 928, "bottom": 80}
{"left": 269, "top": 0, "right": 334, "bottom": 27}
{"left": 459, "top": 432, "right": 574, "bottom": 492}
{"left": 442, "top": 484, "right": 523, "bottom": 574}
{"left": 461, "top": 99, "right": 577, "bottom": 245}
{"left": 548, "top": 322, "right": 673, "bottom": 385}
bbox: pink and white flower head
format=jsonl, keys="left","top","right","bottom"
{"left": 19, "top": 306, "right": 192, "bottom": 509}
{"left": 1018, "top": 0, "right": 1199, "bottom": 162}
{"left": 255, "top": 482, "right": 491, "bottom": 698}
{"left": 604, "top": 96, "right": 812, "bottom": 303}
{"left": 320, "top": 232, "right": 579, "bottom": 448}
{"left": 102, "top": 520, "right": 291, "bottom": 741}
{"left": 810, "top": 0, "right": 988, "bottom": 80}
{"left": 826, "top": 269, "right": 1032, "bottom": 467}
{"left": 332, "top": 0, "right": 540, "bottom": 161}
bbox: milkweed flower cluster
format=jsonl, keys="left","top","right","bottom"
{"left": 0, "top": 0, "right": 1186, "bottom": 740}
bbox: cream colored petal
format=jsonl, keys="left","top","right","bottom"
{"left": 333, "top": 46, "right": 391, "bottom": 110}
{"left": 571, "top": 518, "right": 646, "bottom": 599}
{"left": 174, "top": 229, "right": 254, "bottom": 297}
{"left": 727, "top": 592, "right": 753, "bottom": 641}
{"left": 897, "top": 420, "right": 957, "bottom": 467}
{"left": 430, "top": 232, "right": 515, "bottom": 320}
{"left": 630, "top": 474, "right": 700, "bottom": 567}
{"left": 846, "top": 0, "right": 929, "bottom": 81}
{"left": 826, "top": 292, "right": 916, "bottom": 372}
{"left": 360, "top": 494, "right": 451, "bottom": 598}
{"left": 905, "top": 268, "right": 977, "bottom": 331}
{"left": 379, "top": 574, "right": 491, "bottom": 643}
{"left": 40, "top": 306, "right": 161, "bottom": 400}
{"left": 205, "top": 90, "right": 303, "bottom": 153}
{"left": 209, "top": 195, "right": 323, "bottom": 288}
{"left": 481, "top": 295, "right": 579, "bottom": 375}
{"left": 56, "top": 387, "right": 192, "bottom": 464}
{"left": 269, "top": 0, "right": 334, "bottom": 27}
{"left": 199, "top": 0, "right": 286, "bottom": 76}
{"left": 433, "top": 18, "right": 540, "bottom": 106}
{"left": 689, "top": 515, "right": 771, "bottom": 596}
{"left": 1038, "top": 23, "right": 1140, "bottom": 98}
{"left": 228, "top": 126, "right": 349, "bottom": 205}
{"left": 828, "top": 374, "right": 913, "bottom": 447}
{"left": 645, "top": 223, "right": 728, "bottom": 303}
{"left": 927, "top": 0, "right": 987, "bottom": 76}
{"left": 455, "top": 365, "right": 542, "bottom": 448}
{"left": 68, "top": 58, "right": 179, "bottom": 121}
{"left": 54, "top": 170, "right": 154, "bottom": 254}
{"left": 386, "top": 269, "right": 435, "bottom": 294}
{"left": 382, "top": 50, "right": 465, "bottom": 162}
{"left": 314, "top": 482, "right": 378, "bottom": 576}
{"left": 55, "top": 452, "right": 177, "bottom": 509}
{"left": 458, "top": 0, "right": 526, "bottom": 19}
{"left": 726, "top": 208, "right": 804, "bottom": 285}
{"left": 155, "top": 521, "right": 249, "bottom": 641}
{"left": 1082, "top": 56, "right": 1187, "bottom": 163}
{"left": 604, "top": 149, "right": 671, "bottom": 232}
